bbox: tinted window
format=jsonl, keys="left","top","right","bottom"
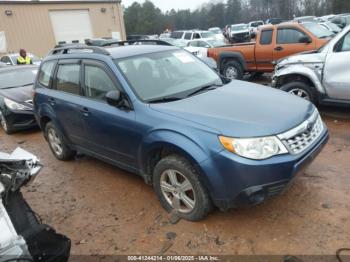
{"left": 84, "top": 65, "right": 117, "bottom": 100}
{"left": 0, "top": 68, "right": 37, "bottom": 89}
{"left": 56, "top": 64, "right": 80, "bottom": 95}
{"left": 260, "top": 30, "right": 273, "bottom": 45}
{"left": 184, "top": 33, "right": 192, "bottom": 40}
{"left": 38, "top": 61, "right": 55, "bottom": 87}
{"left": 171, "top": 31, "right": 184, "bottom": 39}
{"left": 193, "top": 33, "right": 200, "bottom": 39}
{"left": 277, "top": 28, "right": 307, "bottom": 44}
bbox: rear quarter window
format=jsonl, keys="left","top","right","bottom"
{"left": 38, "top": 60, "right": 56, "bottom": 88}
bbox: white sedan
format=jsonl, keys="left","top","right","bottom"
{"left": 185, "top": 39, "right": 226, "bottom": 58}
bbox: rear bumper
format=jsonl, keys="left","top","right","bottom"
{"left": 200, "top": 129, "right": 329, "bottom": 210}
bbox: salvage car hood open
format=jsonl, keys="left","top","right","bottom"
{"left": 150, "top": 81, "right": 315, "bottom": 137}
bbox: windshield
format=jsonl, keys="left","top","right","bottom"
{"left": 0, "top": 68, "right": 37, "bottom": 89}
{"left": 250, "top": 22, "right": 263, "bottom": 27}
{"left": 163, "top": 38, "right": 187, "bottom": 48}
{"left": 207, "top": 39, "right": 226, "bottom": 47}
{"left": 325, "top": 22, "right": 341, "bottom": 32}
{"left": 302, "top": 23, "right": 334, "bottom": 38}
{"left": 200, "top": 32, "right": 215, "bottom": 38}
{"left": 209, "top": 28, "right": 221, "bottom": 34}
{"left": 231, "top": 25, "right": 248, "bottom": 31}
{"left": 115, "top": 50, "right": 221, "bottom": 102}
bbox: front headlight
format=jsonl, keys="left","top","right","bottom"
{"left": 219, "top": 136, "right": 288, "bottom": 160}
{"left": 4, "top": 97, "right": 31, "bottom": 111}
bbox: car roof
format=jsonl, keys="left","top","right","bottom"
{"left": 0, "top": 65, "right": 38, "bottom": 72}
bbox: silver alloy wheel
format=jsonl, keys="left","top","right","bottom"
{"left": 0, "top": 111, "right": 8, "bottom": 132}
{"left": 160, "top": 169, "right": 196, "bottom": 214}
{"left": 225, "top": 66, "right": 238, "bottom": 79}
{"left": 289, "top": 88, "right": 311, "bottom": 101}
{"left": 48, "top": 128, "right": 63, "bottom": 156}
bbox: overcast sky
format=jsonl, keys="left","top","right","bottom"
{"left": 121, "top": 0, "right": 206, "bottom": 12}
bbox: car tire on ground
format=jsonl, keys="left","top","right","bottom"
{"left": 0, "top": 110, "right": 13, "bottom": 134}
{"left": 222, "top": 60, "right": 243, "bottom": 80}
{"left": 280, "top": 81, "right": 317, "bottom": 105}
{"left": 153, "top": 155, "right": 212, "bottom": 221}
{"left": 45, "top": 122, "right": 76, "bottom": 161}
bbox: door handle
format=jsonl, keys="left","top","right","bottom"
{"left": 48, "top": 98, "right": 56, "bottom": 106}
{"left": 274, "top": 46, "right": 284, "bottom": 51}
{"left": 80, "top": 107, "right": 90, "bottom": 117}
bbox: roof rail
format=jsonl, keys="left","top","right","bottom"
{"left": 49, "top": 44, "right": 110, "bottom": 56}
{"left": 84, "top": 39, "right": 173, "bottom": 47}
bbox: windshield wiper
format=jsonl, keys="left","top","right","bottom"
{"left": 186, "top": 83, "right": 223, "bottom": 98}
{"left": 148, "top": 96, "right": 183, "bottom": 104}
{"left": 1, "top": 83, "right": 33, "bottom": 89}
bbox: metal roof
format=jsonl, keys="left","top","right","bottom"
{"left": 0, "top": 0, "right": 121, "bottom": 4}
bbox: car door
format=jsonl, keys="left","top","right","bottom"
{"left": 255, "top": 29, "right": 274, "bottom": 71}
{"left": 50, "top": 59, "right": 89, "bottom": 147}
{"left": 273, "top": 27, "right": 315, "bottom": 61}
{"left": 80, "top": 60, "right": 139, "bottom": 168}
{"left": 323, "top": 30, "right": 350, "bottom": 100}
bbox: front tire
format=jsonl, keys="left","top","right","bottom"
{"left": 153, "top": 155, "right": 212, "bottom": 221}
{"left": 222, "top": 60, "right": 243, "bottom": 80}
{"left": 0, "top": 110, "right": 13, "bottom": 134}
{"left": 45, "top": 122, "right": 76, "bottom": 161}
{"left": 280, "top": 81, "right": 317, "bottom": 105}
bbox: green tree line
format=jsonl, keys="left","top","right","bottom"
{"left": 123, "top": 0, "right": 350, "bottom": 35}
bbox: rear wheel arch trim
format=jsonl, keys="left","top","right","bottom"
{"left": 218, "top": 52, "right": 247, "bottom": 71}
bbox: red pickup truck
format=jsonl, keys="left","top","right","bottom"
{"left": 207, "top": 22, "right": 332, "bottom": 79}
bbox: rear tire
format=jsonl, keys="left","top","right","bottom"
{"left": 45, "top": 122, "right": 76, "bottom": 161}
{"left": 0, "top": 110, "right": 14, "bottom": 134}
{"left": 222, "top": 60, "right": 243, "bottom": 80}
{"left": 153, "top": 155, "right": 212, "bottom": 221}
{"left": 280, "top": 81, "right": 317, "bottom": 105}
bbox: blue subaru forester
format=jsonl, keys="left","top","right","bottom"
{"left": 34, "top": 44, "right": 329, "bottom": 221}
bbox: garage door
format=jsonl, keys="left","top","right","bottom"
{"left": 49, "top": 10, "right": 93, "bottom": 44}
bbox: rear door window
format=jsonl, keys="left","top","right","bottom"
{"left": 184, "top": 33, "right": 192, "bottom": 40}
{"left": 260, "top": 30, "right": 273, "bottom": 45}
{"left": 38, "top": 60, "right": 56, "bottom": 87}
{"left": 277, "top": 28, "right": 307, "bottom": 44}
{"left": 55, "top": 64, "right": 81, "bottom": 95}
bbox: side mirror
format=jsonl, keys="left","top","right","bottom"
{"left": 299, "top": 36, "right": 311, "bottom": 44}
{"left": 250, "top": 31, "right": 256, "bottom": 38}
{"left": 106, "top": 90, "right": 122, "bottom": 107}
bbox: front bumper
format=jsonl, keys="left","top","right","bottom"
{"left": 2, "top": 107, "right": 37, "bottom": 131}
{"left": 200, "top": 128, "right": 329, "bottom": 210}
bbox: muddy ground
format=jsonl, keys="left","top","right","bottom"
{"left": 0, "top": 83, "right": 350, "bottom": 257}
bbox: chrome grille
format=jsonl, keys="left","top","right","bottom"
{"left": 278, "top": 110, "right": 324, "bottom": 155}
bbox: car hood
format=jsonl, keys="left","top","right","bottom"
{"left": 150, "top": 81, "right": 315, "bottom": 137}
{"left": 0, "top": 85, "right": 34, "bottom": 104}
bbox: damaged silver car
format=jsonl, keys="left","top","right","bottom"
{"left": 272, "top": 25, "right": 350, "bottom": 106}
{"left": 0, "top": 148, "right": 70, "bottom": 262}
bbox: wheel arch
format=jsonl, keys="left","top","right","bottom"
{"left": 218, "top": 52, "right": 247, "bottom": 71}
{"left": 275, "top": 66, "right": 326, "bottom": 94}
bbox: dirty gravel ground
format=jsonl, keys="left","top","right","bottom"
{"left": 0, "top": 103, "right": 350, "bottom": 256}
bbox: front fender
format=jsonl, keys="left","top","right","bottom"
{"left": 139, "top": 128, "right": 221, "bottom": 189}
{"left": 274, "top": 65, "right": 326, "bottom": 94}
